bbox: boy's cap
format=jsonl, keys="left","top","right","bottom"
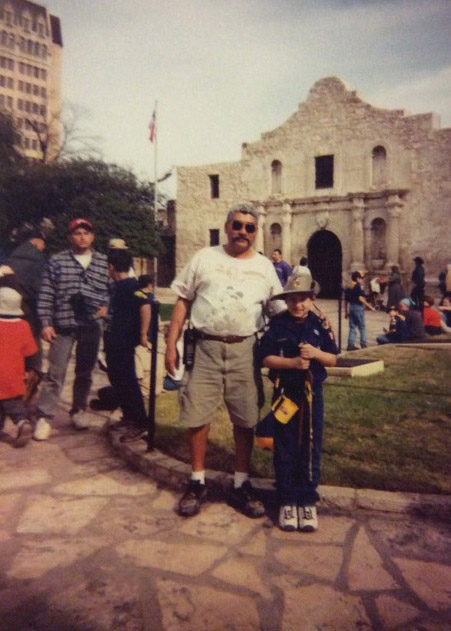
{"left": 400, "top": 298, "right": 413, "bottom": 308}
{"left": 68, "top": 218, "right": 94, "bottom": 234}
{"left": 0, "top": 287, "right": 23, "bottom": 316}
{"left": 270, "top": 267, "right": 320, "bottom": 300}
{"left": 413, "top": 256, "right": 424, "bottom": 264}
{"left": 108, "top": 238, "right": 128, "bottom": 250}
{"left": 351, "top": 271, "right": 363, "bottom": 281}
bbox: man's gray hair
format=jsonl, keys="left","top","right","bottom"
{"left": 226, "top": 202, "right": 258, "bottom": 224}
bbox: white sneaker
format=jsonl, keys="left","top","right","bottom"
{"left": 298, "top": 505, "right": 318, "bottom": 532}
{"left": 33, "top": 417, "right": 52, "bottom": 441}
{"left": 71, "top": 410, "right": 90, "bottom": 430}
{"left": 279, "top": 505, "right": 298, "bottom": 531}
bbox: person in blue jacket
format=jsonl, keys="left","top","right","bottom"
{"left": 259, "top": 267, "right": 338, "bottom": 533}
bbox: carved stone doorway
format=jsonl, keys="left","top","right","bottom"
{"left": 307, "top": 230, "right": 342, "bottom": 298}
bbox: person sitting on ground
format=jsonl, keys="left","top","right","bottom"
{"left": 398, "top": 298, "right": 426, "bottom": 341}
{"left": 0, "top": 283, "right": 37, "bottom": 447}
{"left": 259, "top": 267, "right": 338, "bottom": 532}
{"left": 423, "top": 295, "right": 443, "bottom": 336}
{"left": 438, "top": 295, "right": 451, "bottom": 333}
{"left": 106, "top": 249, "right": 151, "bottom": 442}
{"left": 376, "top": 305, "right": 409, "bottom": 345}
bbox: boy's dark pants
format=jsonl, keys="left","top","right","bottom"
{"left": 273, "top": 385, "right": 324, "bottom": 506}
{"left": 106, "top": 344, "right": 147, "bottom": 428}
{"left": 0, "top": 397, "right": 28, "bottom": 430}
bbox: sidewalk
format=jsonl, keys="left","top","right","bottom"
{"left": 0, "top": 363, "right": 450, "bottom": 629}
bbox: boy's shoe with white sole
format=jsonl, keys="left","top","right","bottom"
{"left": 298, "top": 505, "right": 318, "bottom": 532}
{"left": 279, "top": 505, "right": 298, "bottom": 531}
{"left": 33, "top": 417, "right": 52, "bottom": 441}
{"left": 71, "top": 410, "right": 90, "bottom": 430}
{"left": 15, "top": 419, "right": 33, "bottom": 448}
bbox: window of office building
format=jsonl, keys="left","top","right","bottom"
{"left": 209, "top": 174, "right": 220, "bottom": 199}
{"left": 315, "top": 154, "right": 334, "bottom": 189}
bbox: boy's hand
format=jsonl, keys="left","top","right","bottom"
{"left": 291, "top": 356, "right": 310, "bottom": 370}
{"left": 41, "top": 326, "right": 56, "bottom": 343}
{"left": 299, "top": 343, "right": 317, "bottom": 360}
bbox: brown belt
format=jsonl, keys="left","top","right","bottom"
{"left": 194, "top": 330, "right": 252, "bottom": 344}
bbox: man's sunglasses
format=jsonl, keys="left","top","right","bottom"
{"left": 231, "top": 220, "right": 256, "bottom": 234}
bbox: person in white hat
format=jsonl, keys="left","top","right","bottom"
{"left": 259, "top": 267, "right": 338, "bottom": 533}
{"left": 0, "top": 283, "right": 37, "bottom": 447}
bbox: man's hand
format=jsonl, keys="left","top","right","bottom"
{"left": 96, "top": 305, "right": 107, "bottom": 319}
{"left": 165, "top": 343, "right": 178, "bottom": 376}
{"left": 41, "top": 326, "right": 56, "bottom": 343}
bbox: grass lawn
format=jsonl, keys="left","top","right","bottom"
{"left": 153, "top": 345, "right": 451, "bottom": 494}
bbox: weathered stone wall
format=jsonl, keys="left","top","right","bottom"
{"left": 176, "top": 77, "right": 450, "bottom": 282}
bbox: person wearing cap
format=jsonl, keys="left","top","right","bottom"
{"left": 34, "top": 218, "right": 109, "bottom": 440}
{"left": 411, "top": 256, "right": 425, "bottom": 311}
{"left": 108, "top": 238, "right": 136, "bottom": 278}
{"left": 376, "top": 305, "right": 409, "bottom": 345}
{"left": 8, "top": 224, "right": 48, "bottom": 379}
{"left": 398, "top": 298, "right": 426, "bottom": 341}
{"left": 345, "top": 271, "right": 375, "bottom": 351}
{"left": 0, "top": 282, "right": 37, "bottom": 447}
{"left": 259, "top": 267, "right": 338, "bottom": 532}
{"left": 165, "top": 202, "right": 284, "bottom": 518}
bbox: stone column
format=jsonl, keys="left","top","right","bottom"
{"left": 255, "top": 204, "right": 266, "bottom": 254}
{"left": 385, "top": 195, "right": 403, "bottom": 269}
{"left": 351, "top": 198, "right": 365, "bottom": 270}
{"left": 363, "top": 219, "right": 372, "bottom": 271}
{"left": 282, "top": 202, "right": 292, "bottom": 264}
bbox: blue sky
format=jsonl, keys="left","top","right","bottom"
{"left": 48, "top": 0, "right": 451, "bottom": 197}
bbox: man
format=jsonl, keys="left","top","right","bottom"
{"left": 411, "top": 256, "right": 425, "bottom": 311}
{"left": 345, "top": 271, "right": 375, "bottom": 350}
{"left": 165, "top": 202, "right": 283, "bottom": 518}
{"left": 272, "top": 249, "right": 292, "bottom": 286}
{"left": 34, "top": 218, "right": 109, "bottom": 440}
{"left": 8, "top": 225, "right": 48, "bottom": 379}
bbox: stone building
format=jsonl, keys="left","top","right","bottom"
{"left": 0, "top": 0, "right": 62, "bottom": 161}
{"left": 176, "top": 77, "right": 451, "bottom": 296}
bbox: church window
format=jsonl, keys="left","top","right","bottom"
{"left": 209, "top": 229, "right": 220, "bottom": 246}
{"left": 315, "top": 155, "right": 334, "bottom": 189}
{"left": 209, "top": 174, "right": 220, "bottom": 199}
{"left": 372, "top": 145, "right": 387, "bottom": 186}
{"left": 271, "top": 160, "right": 282, "bottom": 194}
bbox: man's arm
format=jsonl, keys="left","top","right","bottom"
{"left": 37, "top": 260, "right": 57, "bottom": 342}
{"left": 165, "top": 297, "right": 191, "bottom": 376}
{"left": 139, "top": 303, "right": 151, "bottom": 347}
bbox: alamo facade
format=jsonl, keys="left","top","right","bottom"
{"left": 176, "top": 77, "right": 450, "bottom": 297}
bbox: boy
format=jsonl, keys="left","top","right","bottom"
{"left": 0, "top": 284, "right": 37, "bottom": 447}
{"left": 376, "top": 305, "right": 409, "bottom": 344}
{"left": 259, "top": 268, "right": 338, "bottom": 532}
{"left": 106, "top": 249, "right": 151, "bottom": 442}
{"left": 345, "top": 271, "right": 375, "bottom": 350}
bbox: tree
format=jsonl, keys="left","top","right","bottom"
{"left": 26, "top": 102, "right": 102, "bottom": 163}
{"left": 0, "top": 159, "right": 162, "bottom": 257}
{"left": 0, "top": 111, "right": 23, "bottom": 169}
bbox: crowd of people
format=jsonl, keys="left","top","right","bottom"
{"left": 0, "top": 206, "right": 448, "bottom": 535}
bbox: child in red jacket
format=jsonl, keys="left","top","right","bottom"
{"left": 423, "top": 296, "right": 442, "bottom": 335}
{"left": 0, "top": 284, "right": 37, "bottom": 447}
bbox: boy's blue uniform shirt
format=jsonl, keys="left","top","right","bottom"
{"left": 259, "top": 310, "right": 338, "bottom": 398}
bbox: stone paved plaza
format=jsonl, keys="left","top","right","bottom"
{"left": 0, "top": 356, "right": 450, "bottom": 630}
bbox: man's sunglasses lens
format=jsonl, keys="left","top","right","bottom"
{"left": 232, "top": 220, "right": 256, "bottom": 233}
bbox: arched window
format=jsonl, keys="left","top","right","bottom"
{"left": 372, "top": 145, "right": 387, "bottom": 186}
{"left": 271, "top": 160, "right": 282, "bottom": 194}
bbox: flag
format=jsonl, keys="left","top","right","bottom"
{"left": 149, "top": 110, "right": 156, "bottom": 143}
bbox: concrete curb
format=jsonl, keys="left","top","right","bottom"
{"left": 106, "top": 423, "right": 451, "bottom": 521}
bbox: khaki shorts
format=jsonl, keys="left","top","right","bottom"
{"left": 179, "top": 336, "right": 261, "bottom": 429}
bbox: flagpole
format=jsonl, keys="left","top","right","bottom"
{"left": 153, "top": 100, "right": 158, "bottom": 286}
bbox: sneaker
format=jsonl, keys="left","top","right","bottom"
{"left": 228, "top": 480, "right": 265, "bottom": 518}
{"left": 279, "top": 505, "right": 298, "bottom": 531}
{"left": 14, "top": 419, "right": 33, "bottom": 448}
{"left": 119, "top": 426, "right": 148, "bottom": 443}
{"left": 298, "top": 505, "right": 318, "bottom": 532}
{"left": 177, "top": 480, "right": 208, "bottom": 517}
{"left": 33, "top": 417, "right": 52, "bottom": 441}
{"left": 71, "top": 410, "right": 90, "bottom": 430}
{"left": 346, "top": 345, "right": 359, "bottom": 351}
